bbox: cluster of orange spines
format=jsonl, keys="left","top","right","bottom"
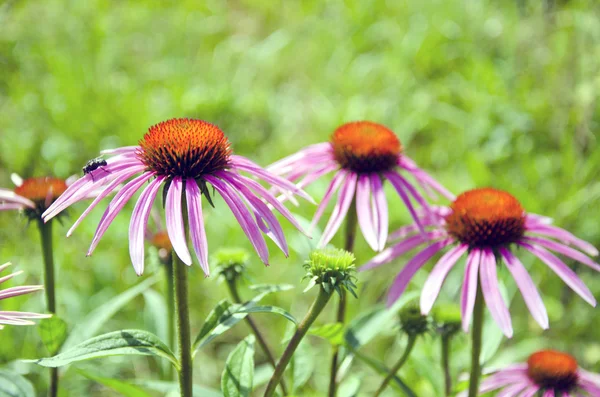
{"left": 138, "top": 118, "right": 231, "bottom": 178}
{"left": 331, "top": 121, "right": 402, "bottom": 173}
{"left": 14, "top": 177, "right": 68, "bottom": 203}
{"left": 527, "top": 350, "right": 579, "bottom": 391}
{"left": 445, "top": 188, "right": 526, "bottom": 247}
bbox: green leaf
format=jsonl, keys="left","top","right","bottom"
{"left": 129, "top": 380, "right": 222, "bottom": 397}
{"left": 308, "top": 322, "right": 344, "bottom": 346}
{"left": 352, "top": 350, "right": 417, "bottom": 397}
{"left": 291, "top": 340, "right": 314, "bottom": 392}
{"left": 0, "top": 370, "right": 35, "bottom": 397}
{"left": 247, "top": 284, "right": 294, "bottom": 294}
{"left": 221, "top": 335, "right": 255, "bottom": 397}
{"left": 29, "top": 329, "right": 179, "bottom": 370}
{"left": 38, "top": 316, "right": 68, "bottom": 355}
{"left": 75, "top": 369, "right": 152, "bottom": 397}
{"left": 338, "top": 376, "right": 361, "bottom": 397}
{"left": 62, "top": 275, "right": 159, "bottom": 351}
{"left": 236, "top": 306, "right": 297, "bottom": 325}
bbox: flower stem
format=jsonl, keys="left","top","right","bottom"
{"left": 467, "top": 283, "right": 485, "bottom": 397}
{"left": 37, "top": 219, "right": 58, "bottom": 397}
{"left": 373, "top": 334, "right": 417, "bottom": 397}
{"left": 225, "top": 278, "right": 288, "bottom": 395}
{"left": 164, "top": 257, "right": 175, "bottom": 380}
{"left": 441, "top": 335, "right": 452, "bottom": 396}
{"left": 328, "top": 202, "right": 357, "bottom": 397}
{"left": 264, "top": 287, "right": 332, "bottom": 397}
{"left": 173, "top": 252, "right": 192, "bottom": 397}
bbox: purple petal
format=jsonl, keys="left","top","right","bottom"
{"left": 267, "top": 142, "right": 333, "bottom": 173}
{"left": 542, "top": 390, "right": 555, "bottom": 397}
{"left": 0, "top": 311, "right": 51, "bottom": 319}
{"left": 526, "top": 223, "right": 598, "bottom": 257}
{"left": 519, "top": 242, "right": 596, "bottom": 306}
{"left": 390, "top": 171, "right": 429, "bottom": 209}
{"left": 461, "top": 249, "right": 482, "bottom": 332}
{"left": 0, "top": 189, "right": 34, "bottom": 208}
{"left": 399, "top": 156, "right": 456, "bottom": 201}
{"left": 386, "top": 239, "right": 452, "bottom": 306}
{"left": 0, "top": 269, "right": 23, "bottom": 285}
{"left": 205, "top": 175, "right": 270, "bottom": 264}
{"left": 129, "top": 176, "right": 164, "bottom": 275}
{"left": 520, "top": 386, "right": 541, "bottom": 397}
{"left": 310, "top": 169, "right": 346, "bottom": 231}
{"left": 186, "top": 179, "right": 210, "bottom": 275}
{"left": 165, "top": 177, "right": 192, "bottom": 266}
{"left": 100, "top": 146, "right": 140, "bottom": 155}
{"left": 359, "top": 232, "right": 444, "bottom": 272}
{"left": 319, "top": 172, "right": 358, "bottom": 248}
{"left": 295, "top": 162, "right": 338, "bottom": 189}
{"left": 384, "top": 170, "right": 427, "bottom": 236}
{"left": 480, "top": 248, "right": 513, "bottom": 338}
{"left": 0, "top": 204, "right": 25, "bottom": 211}
{"left": 499, "top": 247, "right": 549, "bottom": 330}
{"left": 522, "top": 236, "right": 600, "bottom": 272}
{"left": 0, "top": 285, "right": 44, "bottom": 300}
{"left": 420, "top": 244, "right": 468, "bottom": 314}
{"left": 356, "top": 174, "right": 378, "bottom": 251}
{"left": 370, "top": 174, "right": 389, "bottom": 251}
{"left": 496, "top": 383, "right": 529, "bottom": 397}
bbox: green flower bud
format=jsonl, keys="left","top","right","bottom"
{"left": 303, "top": 248, "right": 357, "bottom": 297}
{"left": 433, "top": 303, "right": 462, "bottom": 337}
{"left": 400, "top": 304, "right": 431, "bottom": 336}
{"left": 212, "top": 248, "right": 250, "bottom": 281}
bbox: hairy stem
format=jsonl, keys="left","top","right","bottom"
{"left": 441, "top": 335, "right": 452, "bottom": 396}
{"left": 173, "top": 252, "right": 192, "bottom": 396}
{"left": 468, "top": 283, "right": 485, "bottom": 397}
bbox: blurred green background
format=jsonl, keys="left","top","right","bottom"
{"left": 1, "top": 0, "right": 599, "bottom": 395}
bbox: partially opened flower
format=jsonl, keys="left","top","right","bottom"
{"left": 0, "top": 262, "right": 50, "bottom": 329}
{"left": 477, "top": 350, "right": 600, "bottom": 396}
{"left": 0, "top": 174, "right": 70, "bottom": 220}
{"left": 42, "top": 118, "right": 311, "bottom": 276}
{"left": 268, "top": 121, "right": 454, "bottom": 251}
{"left": 360, "top": 187, "right": 599, "bottom": 337}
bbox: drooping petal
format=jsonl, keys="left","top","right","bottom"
{"left": 541, "top": 390, "right": 555, "bottom": 397}
{"left": 295, "top": 162, "right": 339, "bottom": 189}
{"left": 165, "top": 177, "right": 192, "bottom": 266}
{"left": 461, "top": 249, "right": 482, "bottom": 332}
{"left": 0, "top": 285, "right": 44, "bottom": 300}
{"left": 186, "top": 179, "right": 209, "bottom": 275}
{"left": 356, "top": 174, "right": 378, "bottom": 251}
{"left": 420, "top": 243, "right": 469, "bottom": 314}
{"left": 267, "top": 142, "right": 334, "bottom": 173}
{"left": 519, "top": 242, "right": 596, "bottom": 306}
{"left": 359, "top": 232, "right": 444, "bottom": 272}
{"left": 499, "top": 247, "right": 549, "bottom": 330}
{"left": 522, "top": 236, "right": 600, "bottom": 272}
{"left": 0, "top": 269, "right": 23, "bottom": 285}
{"left": 0, "top": 204, "right": 26, "bottom": 211}
{"left": 129, "top": 176, "right": 164, "bottom": 275}
{"left": 319, "top": 172, "right": 358, "bottom": 248}
{"left": 205, "top": 175, "right": 270, "bottom": 264}
{"left": 384, "top": 170, "right": 426, "bottom": 236}
{"left": 496, "top": 382, "right": 530, "bottom": 397}
{"left": 370, "top": 174, "right": 388, "bottom": 251}
{"left": 480, "top": 248, "right": 513, "bottom": 338}
{"left": 526, "top": 223, "right": 598, "bottom": 257}
{"left": 386, "top": 239, "right": 453, "bottom": 306}
{"left": 0, "top": 189, "right": 35, "bottom": 208}
{"left": 399, "top": 155, "right": 456, "bottom": 201}
{"left": 310, "top": 169, "right": 346, "bottom": 231}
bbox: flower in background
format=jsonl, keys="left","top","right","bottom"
{"left": 477, "top": 350, "right": 600, "bottom": 396}
{"left": 360, "top": 187, "right": 599, "bottom": 337}
{"left": 0, "top": 262, "right": 50, "bottom": 329}
{"left": 0, "top": 174, "right": 71, "bottom": 220}
{"left": 269, "top": 121, "right": 454, "bottom": 251}
{"left": 42, "top": 118, "right": 311, "bottom": 276}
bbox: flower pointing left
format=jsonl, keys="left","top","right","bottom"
{"left": 42, "top": 118, "right": 312, "bottom": 276}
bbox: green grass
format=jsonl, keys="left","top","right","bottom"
{"left": 1, "top": 0, "right": 599, "bottom": 395}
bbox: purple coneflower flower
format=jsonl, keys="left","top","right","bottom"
{"left": 360, "top": 187, "right": 599, "bottom": 337}
{"left": 0, "top": 175, "right": 70, "bottom": 219}
{"left": 0, "top": 262, "right": 50, "bottom": 329}
{"left": 269, "top": 121, "right": 454, "bottom": 251}
{"left": 476, "top": 350, "right": 600, "bottom": 396}
{"left": 42, "top": 118, "right": 310, "bottom": 276}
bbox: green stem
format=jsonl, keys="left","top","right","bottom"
{"left": 441, "top": 335, "right": 452, "bottom": 396}
{"left": 226, "top": 278, "right": 288, "bottom": 395}
{"left": 164, "top": 257, "right": 175, "bottom": 380}
{"left": 467, "top": 283, "right": 485, "bottom": 397}
{"left": 373, "top": 335, "right": 417, "bottom": 397}
{"left": 328, "top": 202, "right": 357, "bottom": 397}
{"left": 264, "top": 287, "right": 332, "bottom": 397}
{"left": 173, "top": 251, "right": 192, "bottom": 397}
{"left": 38, "top": 219, "right": 58, "bottom": 397}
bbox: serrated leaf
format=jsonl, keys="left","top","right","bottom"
{"left": 38, "top": 316, "right": 67, "bottom": 355}
{"left": 75, "top": 369, "right": 152, "bottom": 397}
{"left": 308, "top": 322, "right": 344, "bottom": 346}
{"left": 63, "top": 275, "right": 159, "bottom": 351}
{"left": 221, "top": 335, "right": 255, "bottom": 397}
{"left": 29, "top": 329, "right": 179, "bottom": 370}
{"left": 0, "top": 370, "right": 35, "bottom": 397}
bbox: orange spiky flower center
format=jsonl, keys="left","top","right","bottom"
{"left": 14, "top": 177, "right": 67, "bottom": 205}
{"left": 527, "top": 350, "right": 579, "bottom": 391}
{"left": 331, "top": 121, "right": 402, "bottom": 173}
{"left": 138, "top": 118, "right": 232, "bottom": 179}
{"left": 445, "top": 188, "right": 525, "bottom": 248}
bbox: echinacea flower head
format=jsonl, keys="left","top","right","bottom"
{"left": 0, "top": 175, "right": 68, "bottom": 220}
{"left": 269, "top": 121, "right": 454, "bottom": 252}
{"left": 42, "top": 118, "right": 311, "bottom": 276}
{"left": 478, "top": 350, "right": 600, "bottom": 396}
{"left": 303, "top": 248, "right": 357, "bottom": 297}
{"left": 0, "top": 262, "right": 50, "bottom": 329}
{"left": 361, "top": 187, "right": 600, "bottom": 337}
